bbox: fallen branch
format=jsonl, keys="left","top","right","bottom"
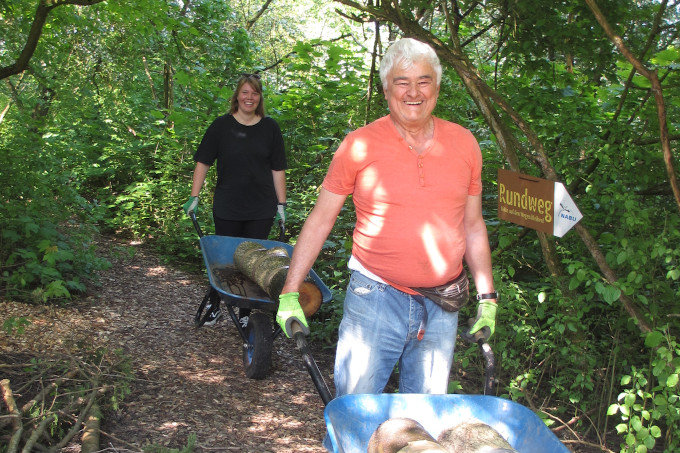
{"left": 80, "top": 402, "right": 101, "bottom": 453}
{"left": 21, "top": 412, "right": 57, "bottom": 453}
{"left": 0, "top": 352, "right": 128, "bottom": 452}
{"left": 1, "top": 379, "right": 24, "bottom": 453}
{"left": 49, "top": 387, "right": 99, "bottom": 452}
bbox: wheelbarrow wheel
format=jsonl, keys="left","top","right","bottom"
{"left": 242, "top": 311, "right": 273, "bottom": 380}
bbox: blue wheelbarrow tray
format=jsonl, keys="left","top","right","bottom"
{"left": 325, "top": 393, "right": 570, "bottom": 453}
{"left": 198, "top": 235, "right": 333, "bottom": 309}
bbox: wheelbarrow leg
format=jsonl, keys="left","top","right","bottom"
{"left": 194, "top": 287, "right": 221, "bottom": 327}
{"left": 226, "top": 305, "right": 248, "bottom": 342}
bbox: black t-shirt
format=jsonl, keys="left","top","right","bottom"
{"left": 194, "top": 114, "right": 287, "bottom": 220}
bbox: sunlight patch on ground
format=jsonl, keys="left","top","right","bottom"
{"left": 177, "top": 367, "right": 227, "bottom": 385}
{"left": 146, "top": 266, "right": 169, "bottom": 276}
{"left": 157, "top": 420, "right": 189, "bottom": 434}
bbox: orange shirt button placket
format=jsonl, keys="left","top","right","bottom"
{"left": 418, "top": 156, "right": 425, "bottom": 186}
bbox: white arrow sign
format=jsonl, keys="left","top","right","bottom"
{"left": 553, "top": 182, "right": 583, "bottom": 237}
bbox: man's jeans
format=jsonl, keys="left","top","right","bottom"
{"left": 323, "top": 271, "right": 459, "bottom": 451}
{"left": 334, "top": 271, "right": 459, "bottom": 397}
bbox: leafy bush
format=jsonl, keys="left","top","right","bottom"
{"left": 608, "top": 329, "right": 679, "bottom": 452}
{"left": 0, "top": 157, "right": 110, "bottom": 303}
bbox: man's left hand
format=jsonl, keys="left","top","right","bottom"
{"left": 469, "top": 301, "right": 497, "bottom": 340}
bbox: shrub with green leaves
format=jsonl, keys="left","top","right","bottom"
{"left": 0, "top": 166, "right": 110, "bottom": 303}
{"left": 607, "top": 329, "right": 679, "bottom": 452}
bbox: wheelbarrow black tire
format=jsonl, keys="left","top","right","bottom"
{"left": 242, "top": 311, "right": 273, "bottom": 380}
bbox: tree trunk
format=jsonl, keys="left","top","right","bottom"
{"left": 163, "top": 60, "right": 173, "bottom": 110}
{"left": 234, "top": 242, "right": 322, "bottom": 317}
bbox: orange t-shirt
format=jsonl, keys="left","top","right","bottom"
{"left": 322, "top": 115, "right": 483, "bottom": 288}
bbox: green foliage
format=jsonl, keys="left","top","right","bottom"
{"left": 0, "top": 145, "right": 111, "bottom": 303}
{"left": 607, "top": 329, "right": 679, "bottom": 452}
{"left": 1, "top": 1, "right": 679, "bottom": 451}
{"left": 2, "top": 316, "right": 31, "bottom": 335}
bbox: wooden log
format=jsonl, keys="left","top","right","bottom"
{"left": 368, "top": 417, "right": 446, "bottom": 453}
{"left": 233, "top": 241, "right": 322, "bottom": 317}
{"left": 1, "top": 379, "right": 23, "bottom": 453}
{"left": 437, "top": 421, "right": 516, "bottom": 452}
{"left": 81, "top": 403, "right": 101, "bottom": 453}
{"left": 233, "top": 241, "right": 267, "bottom": 271}
{"left": 298, "top": 279, "right": 322, "bottom": 318}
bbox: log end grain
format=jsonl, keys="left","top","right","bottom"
{"left": 299, "top": 280, "right": 322, "bottom": 317}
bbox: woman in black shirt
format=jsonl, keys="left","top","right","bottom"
{"left": 184, "top": 73, "right": 287, "bottom": 325}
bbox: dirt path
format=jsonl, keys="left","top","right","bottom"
{"left": 1, "top": 237, "right": 334, "bottom": 452}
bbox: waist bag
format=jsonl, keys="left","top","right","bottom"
{"left": 412, "top": 270, "right": 470, "bottom": 312}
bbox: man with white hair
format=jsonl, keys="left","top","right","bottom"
{"left": 277, "top": 37, "right": 497, "bottom": 407}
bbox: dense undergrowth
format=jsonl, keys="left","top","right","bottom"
{"left": 1, "top": 1, "right": 679, "bottom": 451}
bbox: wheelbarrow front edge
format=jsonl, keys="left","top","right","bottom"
{"left": 324, "top": 393, "right": 570, "bottom": 453}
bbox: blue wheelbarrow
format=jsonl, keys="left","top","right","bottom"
{"left": 189, "top": 212, "right": 333, "bottom": 380}
{"left": 286, "top": 312, "right": 570, "bottom": 452}
{"left": 324, "top": 393, "right": 570, "bottom": 453}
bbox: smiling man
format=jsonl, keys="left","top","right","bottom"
{"left": 276, "top": 37, "right": 497, "bottom": 450}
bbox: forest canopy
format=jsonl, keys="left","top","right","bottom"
{"left": 1, "top": 0, "right": 679, "bottom": 452}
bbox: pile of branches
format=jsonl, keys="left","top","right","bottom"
{"left": 0, "top": 350, "right": 130, "bottom": 452}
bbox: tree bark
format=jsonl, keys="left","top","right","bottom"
{"left": 163, "top": 60, "right": 173, "bottom": 110}
{"left": 142, "top": 56, "right": 158, "bottom": 102}
{"left": 364, "top": 19, "right": 381, "bottom": 126}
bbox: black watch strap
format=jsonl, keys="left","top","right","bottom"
{"left": 476, "top": 291, "right": 498, "bottom": 301}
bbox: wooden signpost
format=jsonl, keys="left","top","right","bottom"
{"left": 497, "top": 169, "right": 583, "bottom": 237}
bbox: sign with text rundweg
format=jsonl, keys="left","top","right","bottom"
{"left": 497, "top": 169, "right": 583, "bottom": 237}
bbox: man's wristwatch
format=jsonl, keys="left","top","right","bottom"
{"left": 476, "top": 291, "right": 498, "bottom": 301}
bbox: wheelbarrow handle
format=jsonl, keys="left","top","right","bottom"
{"left": 278, "top": 219, "right": 286, "bottom": 242}
{"left": 460, "top": 317, "right": 496, "bottom": 395}
{"left": 291, "top": 321, "right": 333, "bottom": 406}
{"left": 189, "top": 210, "right": 204, "bottom": 238}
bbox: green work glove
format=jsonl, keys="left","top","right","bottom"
{"left": 274, "top": 202, "right": 286, "bottom": 226}
{"left": 276, "top": 292, "right": 309, "bottom": 338}
{"left": 469, "top": 301, "right": 497, "bottom": 340}
{"left": 183, "top": 196, "right": 198, "bottom": 216}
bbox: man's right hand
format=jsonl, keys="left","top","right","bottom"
{"left": 183, "top": 196, "right": 199, "bottom": 216}
{"left": 276, "top": 292, "right": 309, "bottom": 338}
